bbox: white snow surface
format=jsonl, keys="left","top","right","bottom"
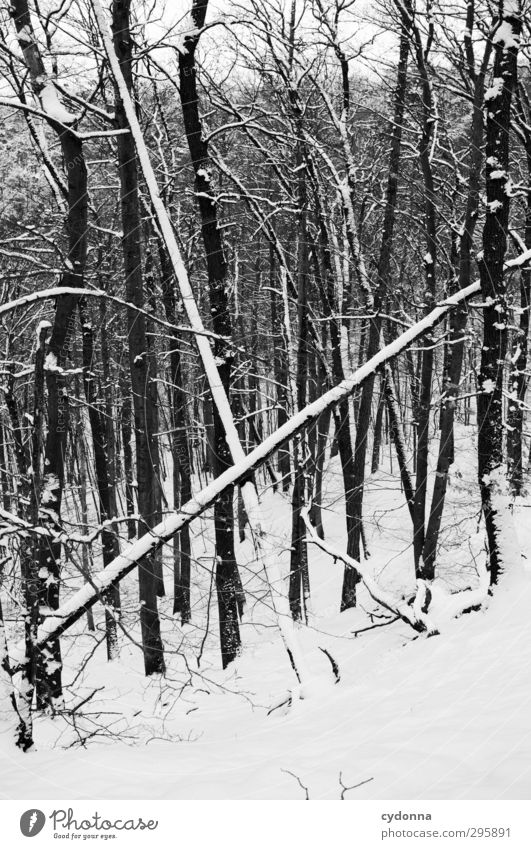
{"left": 1, "top": 427, "right": 530, "bottom": 800}
{"left": 493, "top": 20, "right": 520, "bottom": 49}
{"left": 39, "top": 84, "right": 79, "bottom": 125}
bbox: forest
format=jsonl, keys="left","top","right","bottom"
{"left": 0, "top": 0, "right": 529, "bottom": 800}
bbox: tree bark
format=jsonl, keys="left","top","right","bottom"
{"left": 350, "top": 19, "right": 409, "bottom": 574}
{"left": 178, "top": 0, "right": 243, "bottom": 666}
{"left": 10, "top": 0, "right": 90, "bottom": 708}
{"left": 507, "top": 83, "right": 531, "bottom": 494}
{"left": 477, "top": 1, "right": 521, "bottom": 584}
{"left": 422, "top": 21, "right": 492, "bottom": 577}
{"left": 111, "top": 0, "right": 165, "bottom": 676}
{"left": 158, "top": 239, "right": 193, "bottom": 623}
{"left": 78, "top": 302, "right": 120, "bottom": 659}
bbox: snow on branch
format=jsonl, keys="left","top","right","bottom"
{"left": 0, "top": 286, "right": 225, "bottom": 344}
{"left": 39, "top": 82, "right": 79, "bottom": 125}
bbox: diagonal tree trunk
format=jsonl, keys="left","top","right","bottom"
{"left": 19, "top": 278, "right": 482, "bottom": 669}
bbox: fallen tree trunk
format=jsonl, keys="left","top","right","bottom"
{"left": 7, "top": 279, "right": 481, "bottom": 671}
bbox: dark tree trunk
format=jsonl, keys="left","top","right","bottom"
{"left": 371, "top": 378, "right": 385, "bottom": 474}
{"left": 269, "top": 244, "right": 291, "bottom": 488}
{"left": 179, "top": 0, "right": 243, "bottom": 666}
{"left": 143, "top": 236, "right": 165, "bottom": 599}
{"left": 349, "top": 20, "right": 409, "bottom": 571}
{"left": 79, "top": 302, "right": 120, "bottom": 659}
{"left": 507, "top": 85, "right": 531, "bottom": 495}
{"left": 10, "top": 0, "right": 91, "bottom": 708}
{"left": 120, "top": 379, "right": 136, "bottom": 539}
{"left": 74, "top": 411, "right": 95, "bottom": 634}
{"left": 477, "top": 3, "right": 521, "bottom": 583}
{"left": 16, "top": 324, "right": 47, "bottom": 749}
{"left": 422, "top": 23, "right": 492, "bottom": 577}
{"left": 289, "top": 186, "right": 310, "bottom": 622}
{"left": 158, "top": 239, "right": 193, "bottom": 623}
{"left": 112, "top": 0, "right": 165, "bottom": 676}
{"left": 396, "top": 0, "right": 439, "bottom": 576}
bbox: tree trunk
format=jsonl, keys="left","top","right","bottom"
{"left": 158, "top": 239, "right": 193, "bottom": 623}
{"left": 507, "top": 88, "right": 531, "bottom": 495}
{"left": 477, "top": 1, "right": 521, "bottom": 583}
{"left": 349, "top": 20, "right": 409, "bottom": 572}
{"left": 269, "top": 244, "right": 291, "bottom": 488}
{"left": 289, "top": 186, "right": 310, "bottom": 622}
{"left": 79, "top": 302, "right": 120, "bottom": 659}
{"left": 178, "top": 0, "right": 243, "bottom": 665}
{"left": 112, "top": 0, "right": 165, "bottom": 676}
{"left": 422, "top": 25, "right": 492, "bottom": 577}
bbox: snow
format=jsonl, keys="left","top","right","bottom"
{"left": 44, "top": 352, "right": 59, "bottom": 372}
{"left": 1, "top": 0, "right": 525, "bottom": 802}
{"left": 175, "top": 27, "right": 200, "bottom": 56}
{"left": 1, "top": 427, "right": 530, "bottom": 800}
{"left": 17, "top": 25, "right": 34, "bottom": 43}
{"left": 484, "top": 77, "right": 504, "bottom": 101}
{"left": 493, "top": 21, "right": 520, "bottom": 49}
{"left": 39, "top": 84, "right": 79, "bottom": 125}
{"left": 40, "top": 473, "right": 60, "bottom": 507}
{"left": 506, "top": 247, "right": 531, "bottom": 268}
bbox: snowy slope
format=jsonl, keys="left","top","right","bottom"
{"left": 1, "top": 425, "right": 530, "bottom": 800}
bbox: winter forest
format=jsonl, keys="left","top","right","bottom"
{"left": 0, "top": 0, "right": 530, "bottom": 801}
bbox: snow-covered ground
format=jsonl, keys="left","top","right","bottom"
{"left": 1, "top": 424, "right": 530, "bottom": 800}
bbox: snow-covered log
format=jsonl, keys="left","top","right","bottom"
{"left": 8, "top": 278, "right": 480, "bottom": 673}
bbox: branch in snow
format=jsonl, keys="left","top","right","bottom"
{"left": 303, "top": 511, "right": 491, "bottom": 633}
{"left": 302, "top": 508, "right": 436, "bottom": 633}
